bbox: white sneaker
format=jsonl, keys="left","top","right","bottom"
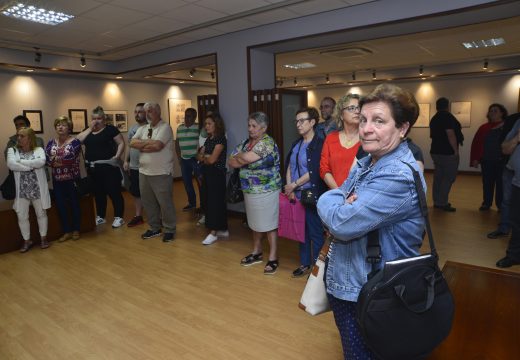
{"left": 196, "top": 215, "right": 205, "bottom": 226}
{"left": 112, "top": 217, "right": 125, "bottom": 228}
{"left": 216, "top": 230, "right": 229, "bottom": 237}
{"left": 202, "top": 233, "right": 218, "bottom": 245}
{"left": 95, "top": 216, "right": 106, "bottom": 225}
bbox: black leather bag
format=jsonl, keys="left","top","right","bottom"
{"left": 226, "top": 169, "right": 243, "bottom": 204}
{"left": 0, "top": 170, "right": 16, "bottom": 200}
{"left": 74, "top": 175, "right": 93, "bottom": 197}
{"left": 300, "top": 189, "right": 316, "bottom": 207}
{"left": 356, "top": 162, "right": 454, "bottom": 360}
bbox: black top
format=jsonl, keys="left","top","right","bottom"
{"left": 203, "top": 135, "right": 227, "bottom": 170}
{"left": 501, "top": 113, "right": 520, "bottom": 163}
{"left": 406, "top": 138, "right": 424, "bottom": 164}
{"left": 83, "top": 125, "right": 120, "bottom": 161}
{"left": 429, "top": 110, "right": 464, "bottom": 155}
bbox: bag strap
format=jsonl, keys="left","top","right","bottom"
{"left": 366, "top": 162, "right": 437, "bottom": 275}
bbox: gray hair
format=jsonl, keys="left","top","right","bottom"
{"left": 249, "top": 111, "right": 269, "bottom": 128}
{"left": 144, "top": 102, "right": 161, "bottom": 115}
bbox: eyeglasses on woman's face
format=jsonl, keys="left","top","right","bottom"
{"left": 343, "top": 105, "right": 360, "bottom": 113}
{"left": 294, "top": 117, "right": 310, "bottom": 125}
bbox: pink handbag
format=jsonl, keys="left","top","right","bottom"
{"left": 278, "top": 193, "right": 305, "bottom": 243}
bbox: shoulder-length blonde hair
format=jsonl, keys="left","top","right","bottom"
{"left": 333, "top": 93, "right": 360, "bottom": 130}
{"left": 16, "top": 127, "right": 38, "bottom": 151}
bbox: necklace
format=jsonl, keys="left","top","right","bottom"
{"left": 341, "top": 131, "right": 359, "bottom": 147}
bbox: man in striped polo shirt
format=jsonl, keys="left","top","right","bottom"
{"left": 175, "top": 108, "right": 200, "bottom": 211}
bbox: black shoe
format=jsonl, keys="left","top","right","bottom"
{"left": 162, "top": 233, "right": 175, "bottom": 242}
{"left": 141, "top": 229, "right": 161, "bottom": 239}
{"left": 292, "top": 265, "right": 311, "bottom": 278}
{"left": 182, "top": 204, "right": 196, "bottom": 212}
{"left": 479, "top": 205, "right": 490, "bottom": 211}
{"left": 487, "top": 230, "right": 509, "bottom": 239}
{"left": 434, "top": 204, "right": 456, "bottom": 212}
{"left": 496, "top": 257, "right": 520, "bottom": 268}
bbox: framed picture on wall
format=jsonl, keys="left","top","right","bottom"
{"left": 22, "top": 110, "right": 43, "bottom": 134}
{"left": 168, "top": 98, "right": 192, "bottom": 139}
{"left": 451, "top": 101, "right": 471, "bottom": 127}
{"left": 68, "top": 109, "right": 88, "bottom": 134}
{"left": 105, "top": 110, "right": 128, "bottom": 132}
{"left": 415, "top": 103, "right": 430, "bottom": 127}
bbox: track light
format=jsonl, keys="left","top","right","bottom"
{"left": 352, "top": 72, "right": 356, "bottom": 81}
{"left": 189, "top": 68, "right": 196, "bottom": 78}
{"left": 483, "top": 59, "right": 488, "bottom": 70}
{"left": 80, "top": 53, "right": 86, "bottom": 68}
{"left": 419, "top": 65, "right": 423, "bottom": 76}
{"left": 293, "top": 77, "right": 298, "bottom": 86}
{"left": 372, "top": 70, "right": 376, "bottom": 80}
{"left": 326, "top": 74, "right": 330, "bottom": 84}
{"left": 34, "top": 47, "right": 41, "bottom": 63}
{"left": 210, "top": 69, "right": 215, "bottom": 79}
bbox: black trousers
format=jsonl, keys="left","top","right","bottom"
{"left": 202, "top": 166, "right": 227, "bottom": 231}
{"left": 91, "top": 164, "right": 124, "bottom": 218}
{"left": 480, "top": 159, "right": 503, "bottom": 208}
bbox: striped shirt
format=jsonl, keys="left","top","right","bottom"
{"left": 176, "top": 123, "right": 200, "bottom": 159}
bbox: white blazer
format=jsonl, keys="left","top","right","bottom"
{"left": 6, "top": 147, "right": 51, "bottom": 211}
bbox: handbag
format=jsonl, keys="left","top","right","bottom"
{"left": 277, "top": 193, "right": 305, "bottom": 243}
{"left": 356, "top": 162, "right": 454, "bottom": 360}
{"left": 74, "top": 149, "right": 93, "bottom": 197}
{"left": 298, "top": 237, "right": 331, "bottom": 315}
{"left": 0, "top": 170, "right": 16, "bottom": 200}
{"left": 226, "top": 168, "right": 243, "bottom": 204}
{"left": 294, "top": 140, "right": 316, "bottom": 208}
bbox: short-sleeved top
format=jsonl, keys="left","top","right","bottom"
{"left": 133, "top": 120, "right": 174, "bottom": 176}
{"left": 320, "top": 131, "right": 360, "bottom": 187}
{"left": 429, "top": 111, "right": 464, "bottom": 155}
{"left": 128, "top": 123, "right": 146, "bottom": 170}
{"left": 45, "top": 138, "right": 81, "bottom": 181}
{"left": 235, "top": 134, "right": 281, "bottom": 194}
{"left": 83, "top": 125, "right": 120, "bottom": 161}
{"left": 203, "top": 135, "right": 227, "bottom": 170}
{"left": 177, "top": 123, "right": 200, "bottom": 159}
{"left": 19, "top": 151, "right": 40, "bottom": 199}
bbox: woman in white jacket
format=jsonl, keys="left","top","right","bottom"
{"left": 7, "top": 127, "right": 51, "bottom": 252}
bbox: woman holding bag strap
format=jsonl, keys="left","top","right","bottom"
{"left": 284, "top": 107, "right": 327, "bottom": 278}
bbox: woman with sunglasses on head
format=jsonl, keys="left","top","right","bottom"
{"left": 320, "top": 94, "right": 362, "bottom": 189}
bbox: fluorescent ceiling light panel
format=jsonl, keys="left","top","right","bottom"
{"left": 462, "top": 37, "right": 505, "bottom": 49}
{"left": 283, "top": 62, "right": 316, "bottom": 69}
{"left": 2, "top": 3, "right": 74, "bottom": 25}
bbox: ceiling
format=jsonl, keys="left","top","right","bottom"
{"left": 1, "top": 0, "right": 520, "bottom": 86}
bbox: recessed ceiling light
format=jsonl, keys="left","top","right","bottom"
{"left": 462, "top": 37, "right": 505, "bottom": 49}
{"left": 26, "top": 69, "right": 34, "bottom": 72}
{"left": 2, "top": 3, "right": 74, "bottom": 25}
{"left": 50, "top": 67, "right": 59, "bottom": 71}
{"left": 116, "top": 76, "right": 123, "bottom": 79}
{"left": 283, "top": 62, "right": 316, "bottom": 70}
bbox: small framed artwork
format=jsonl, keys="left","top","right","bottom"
{"left": 451, "top": 101, "right": 471, "bottom": 127}
{"left": 105, "top": 110, "right": 128, "bottom": 132}
{"left": 415, "top": 103, "right": 430, "bottom": 127}
{"left": 22, "top": 110, "right": 43, "bottom": 134}
{"left": 68, "top": 109, "right": 88, "bottom": 134}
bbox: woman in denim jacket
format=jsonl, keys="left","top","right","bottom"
{"left": 317, "top": 84, "right": 426, "bottom": 359}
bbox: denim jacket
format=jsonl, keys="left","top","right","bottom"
{"left": 317, "top": 141, "right": 426, "bottom": 302}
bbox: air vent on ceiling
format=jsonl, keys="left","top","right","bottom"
{"left": 316, "top": 46, "right": 373, "bottom": 59}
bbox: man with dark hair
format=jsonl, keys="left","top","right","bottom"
{"left": 429, "top": 97, "right": 464, "bottom": 212}
{"left": 123, "top": 103, "right": 147, "bottom": 227}
{"left": 175, "top": 108, "right": 200, "bottom": 211}
{"left": 4, "top": 115, "right": 44, "bottom": 159}
{"left": 316, "top": 97, "right": 337, "bottom": 139}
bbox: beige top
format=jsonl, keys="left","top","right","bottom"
{"left": 134, "top": 120, "right": 174, "bottom": 176}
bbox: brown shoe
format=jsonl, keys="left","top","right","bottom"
{"left": 20, "top": 240, "right": 33, "bottom": 253}
{"left": 58, "top": 233, "right": 72, "bottom": 242}
{"left": 72, "top": 231, "right": 80, "bottom": 240}
{"left": 40, "top": 240, "right": 50, "bottom": 249}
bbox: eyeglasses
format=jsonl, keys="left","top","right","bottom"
{"left": 294, "top": 118, "right": 310, "bottom": 125}
{"left": 343, "top": 105, "right": 360, "bottom": 113}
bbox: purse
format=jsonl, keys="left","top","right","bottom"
{"left": 0, "top": 170, "right": 16, "bottom": 200}
{"left": 226, "top": 168, "right": 243, "bottom": 204}
{"left": 278, "top": 193, "right": 305, "bottom": 243}
{"left": 74, "top": 148, "right": 93, "bottom": 197}
{"left": 356, "top": 162, "right": 454, "bottom": 360}
{"left": 298, "top": 237, "right": 331, "bottom": 315}
{"left": 294, "top": 140, "right": 316, "bottom": 208}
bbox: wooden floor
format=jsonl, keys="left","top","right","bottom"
{"left": 0, "top": 173, "right": 516, "bottom": 359}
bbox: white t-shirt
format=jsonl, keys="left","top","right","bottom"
{"left": 134, "top": 120, "right": 174, "bottom": 176}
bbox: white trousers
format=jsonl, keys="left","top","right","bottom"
{"left": 15, "top": 198, "right": 48, "bottom": 240}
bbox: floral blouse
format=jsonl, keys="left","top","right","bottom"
{"left": 45, "top": 138, "right": 81, "bottom": 181}
{"left": 19, "top": 151, "right": 40, "bottom": 200}
{"left": 234, "top": 134, "right": 281, "bottom": 194}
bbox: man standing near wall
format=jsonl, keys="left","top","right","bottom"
{"left": 496, "top": 117, "right": 520, "bottom": 268}
{"left": 4, "top": 115, "right": 44, "bottom": 158}
{"left": 123, "top": 102, "right": 147, "bottom": 227}
{"left": 315, "top": 97, "right": 337, "bottom": 139}
{"left": 130, "top": 102, "right": 176, "bottom": 242}
{"left": 175, "top": 108, "right": 200, "bottom": 211}
{"left": 429, "top": 97, "right": 464, "bottom": 212}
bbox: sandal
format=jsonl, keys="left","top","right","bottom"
{"left": 40, "top": 240, "right": 50, "bottom": 249}
{"left": 240, "top": 253, "right": 263, "bottom": 266}
{"left": 20, "top": 240, "right": 33, "bottom": 253}
{"left": 264, "top": 259, "right": 279, "bottom": 275}
{"left": 292, "top": 265, "right": 311, "bottom": 278}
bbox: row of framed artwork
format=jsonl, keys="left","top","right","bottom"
{"left": 21, "top": 109, "right": 128, "bottom": 134}
{"left": 415, "top": 101, "right": 472, "bottom": 128}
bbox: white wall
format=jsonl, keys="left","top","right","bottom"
{"left": 308, "top": 73, "right": 520, "bottom": 171}
{"left": 0, "top": 71, "right": 215, "bottom": 194}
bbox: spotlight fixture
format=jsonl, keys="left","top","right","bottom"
{"left": 352, "top": 72, "right": 356, "bottom": 81}
{"left": 34, "top": 47, "right": 41, "bottom": 63}
{"left": 419, "top": 65, "right": 423, "bottom": 76}
{"left": 483, "top": 59, "right": 488, "bottom": 70}
{"left": 293, "top": 77, "right": 298, "bottom": 86}
{"left": 372, "top": 70, "right": 376, "bottom": 80}
{"left": 80, "top": 53, "right": 86, "bottom": 68}
{"left": 189, "top": 68, "right": 196, "bottom": 78}
{"left": 210, "top": 69, "right": 215, "bottom": 80}
{"left": 326, "top": 74, "right": 330, "bottom": 84}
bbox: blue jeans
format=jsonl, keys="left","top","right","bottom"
{"left": 180, "top": 157, "right": 199, "bottom": 207}
{"left": 506, "top": 185, "right": 520, "bottom": 261}
{"left": 300, "top": 206, "right": 324, "bottom": 266}
{"left": 498, "top": 168, "right": 513, "bottom": 233}
{"left": 53, "top": 179, "right": 81, "bottom": 233}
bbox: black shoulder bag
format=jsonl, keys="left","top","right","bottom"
{"left": 294, "top": 139, "right": 316, "bottom": 207}
{"left": 226, "top": 139, "right": 248, "bottom": 204}
{"left": 356, "top": 162, "right": 454, "bottom": 360}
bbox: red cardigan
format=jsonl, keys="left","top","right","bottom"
{"left": 320, "top": 131, "right": 360, "bottom": 187}
{"left": 470, "top": 121, "right": 503, "bottom": 165}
